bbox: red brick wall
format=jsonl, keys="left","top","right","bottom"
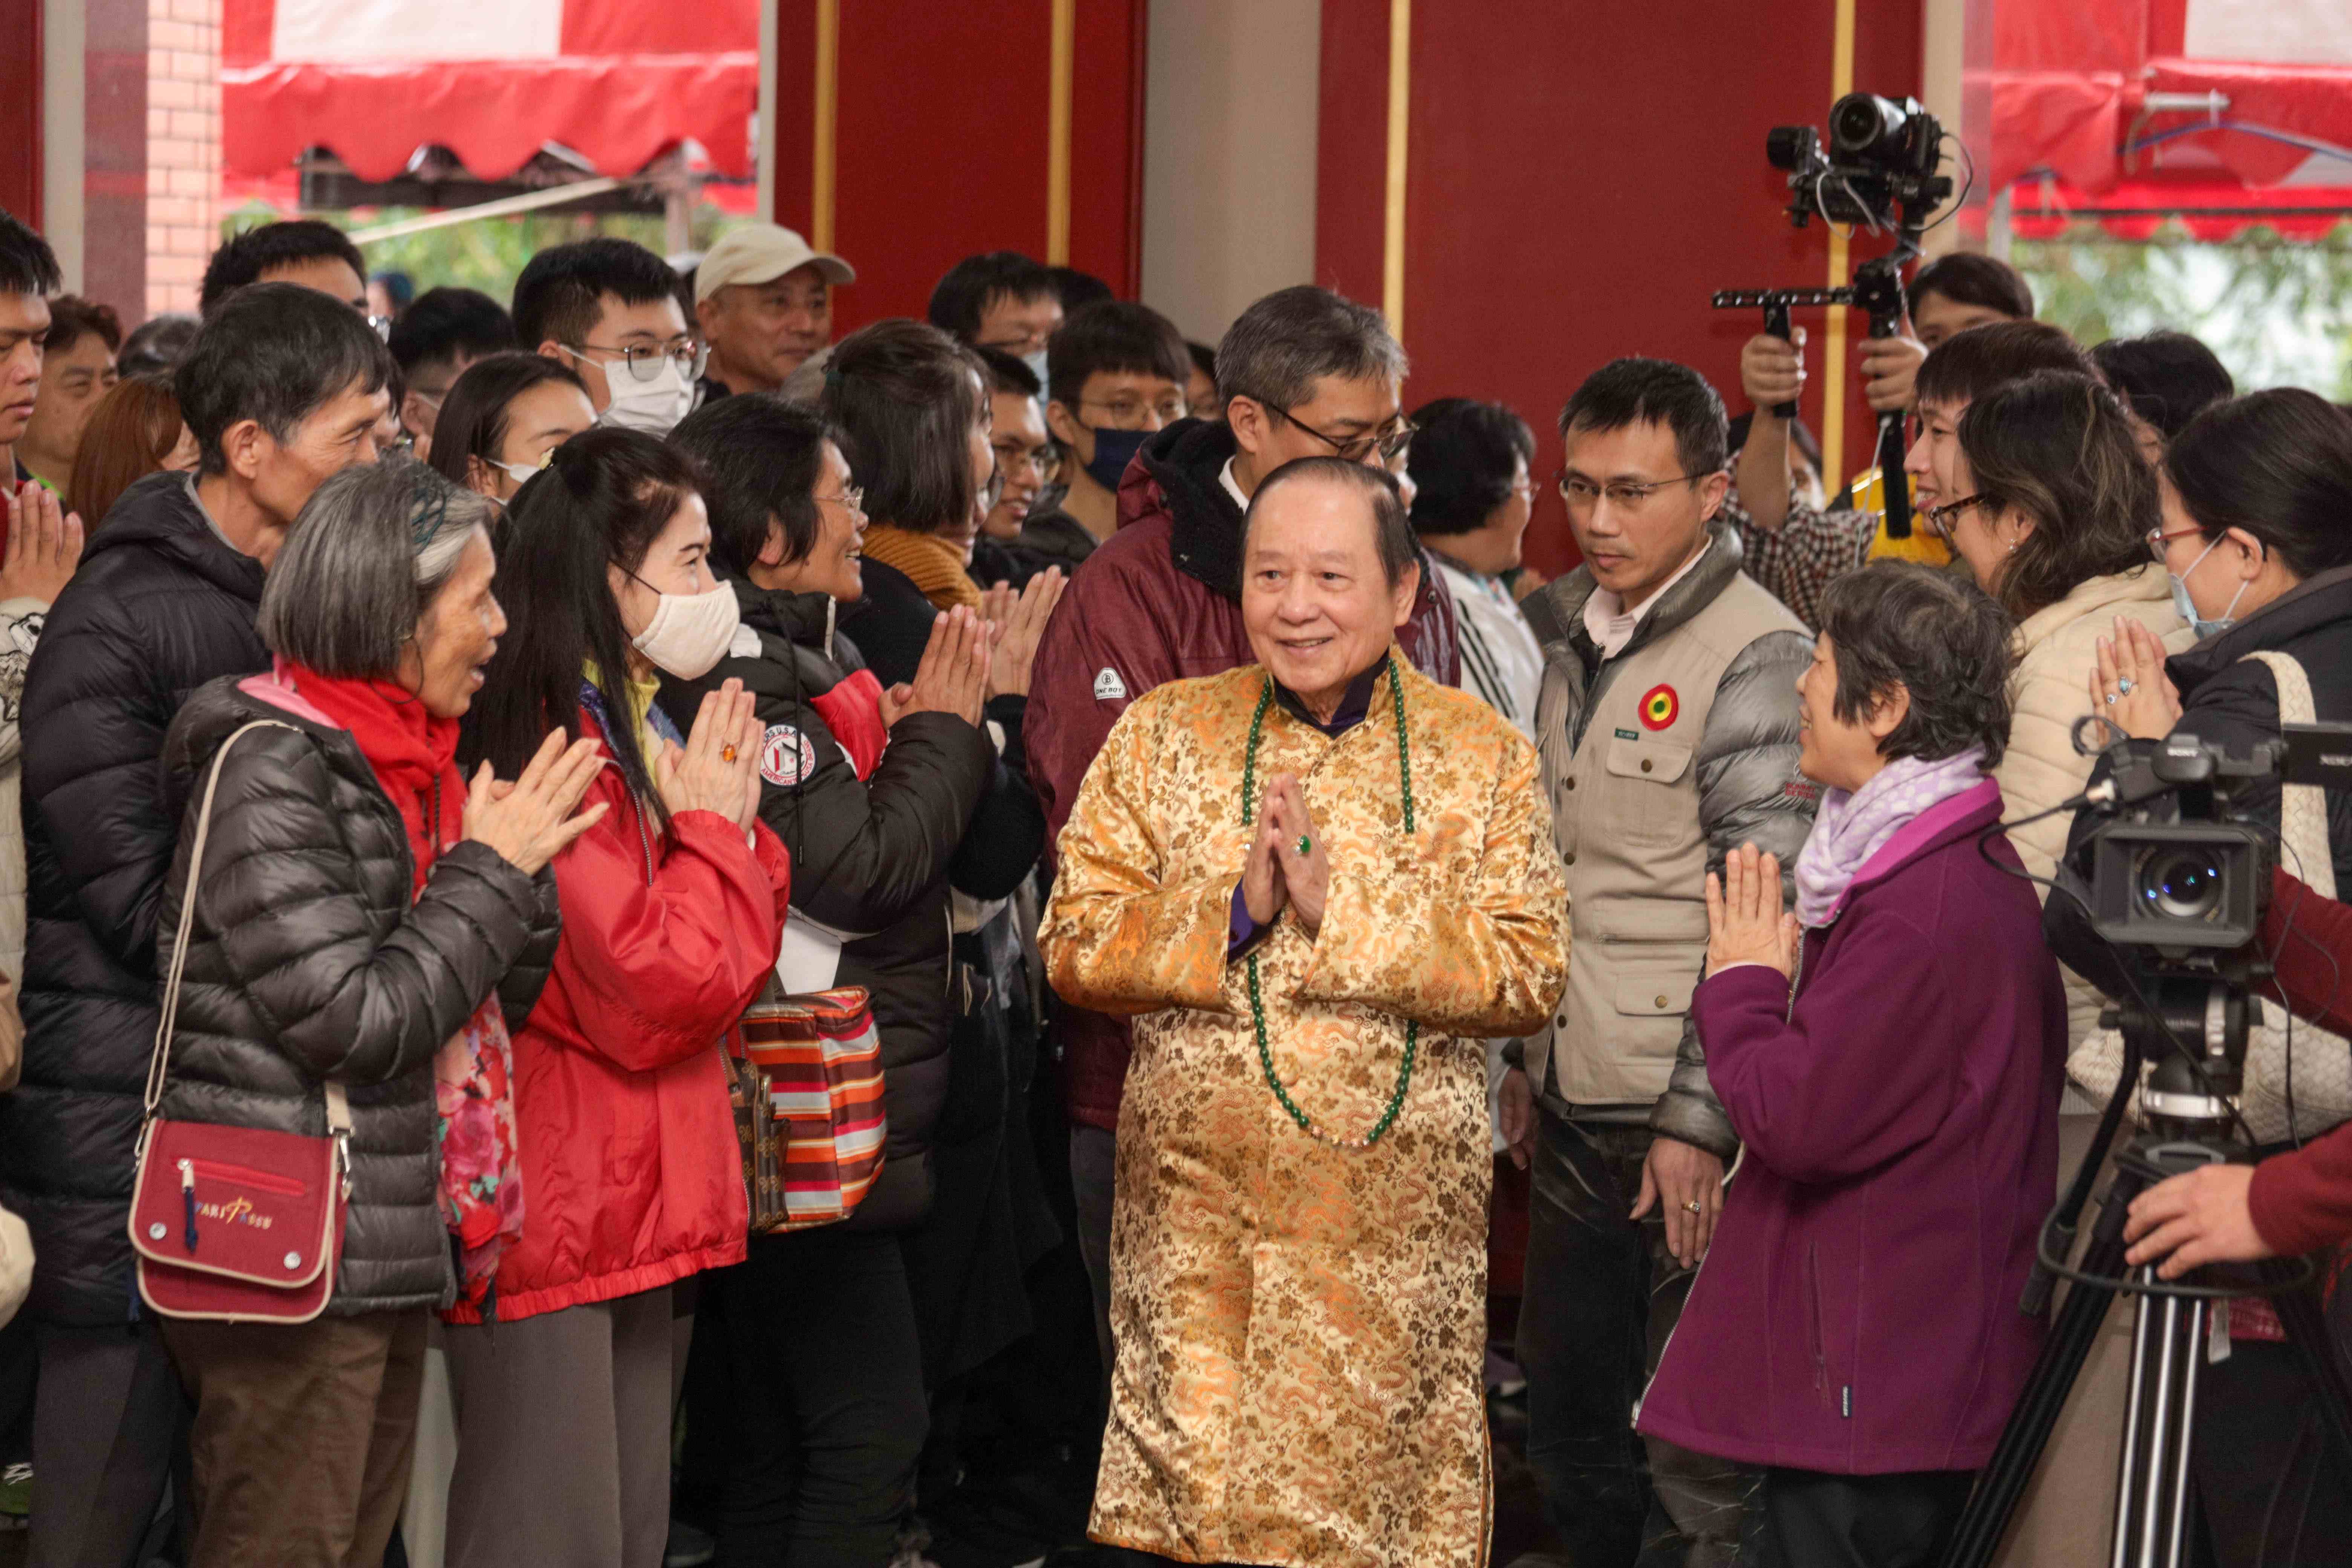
{"left": 145, "top": 0, "right": 221, "bottom": 315}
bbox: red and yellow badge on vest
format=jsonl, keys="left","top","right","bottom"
{"left": 1639, "top": 683, "right": 1680, "bottom": 731}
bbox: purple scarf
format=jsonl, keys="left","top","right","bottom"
{"left": 1794, "top": 748, "right": 1990, "bottom": 929}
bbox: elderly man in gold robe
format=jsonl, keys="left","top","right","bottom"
{"left": 1040, "top": 456, "right": 1570, "bottom": 1568}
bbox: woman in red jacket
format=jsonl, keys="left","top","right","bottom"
{"left": 449, "top": 429, "right": 787, "bottom": 1568}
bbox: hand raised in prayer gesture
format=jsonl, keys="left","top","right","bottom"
{"left": 2093, "top": 615, "right": 2183, "bottom": 742}
{"left": 2, "top": 482, "right": 84, "bottom": 607}
{"left": 1704, "top": 841, "right": 1798, "bottom": 979}
{"left": 879, "top": 606, "right": 991, "bottom": 729}
{"left": 655, "top": 679, "right": 763, "bottom": 829}
{"left": 462, "top": 729, "right": 609, "bottom": 875}
{"left": 1242, "top": 795, "right": 1289, "bottom": 926}
{"left": 982, "top": 567, "right": 1065, "bottom": 699}
{"left": 1264, "top": 775, "right": 1330, "bottom": 937}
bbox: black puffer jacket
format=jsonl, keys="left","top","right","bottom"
{"left": 2049, "top": 564, "right": 2352, "bottom": 994}
{"left": 657, "top": 580, "right": 1033, "bottom": 1229}
{"left": 0, "top": 473, "right": 271, "bottom": 1326}
{"left": 153, "top": 679, "right": 562, "bottom": 1312}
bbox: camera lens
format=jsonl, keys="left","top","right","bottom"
{"left": 2138, "top": 850, "right": 2223, "bottom": 921}
{"left": 1830, "top": 93, "right": 1907, "bottom": 161}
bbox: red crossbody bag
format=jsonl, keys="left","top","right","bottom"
{"left": 127, "top": 720, "right": 352, "bottom": 1323}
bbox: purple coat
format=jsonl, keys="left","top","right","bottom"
{"left": 1637, "top": 778, "right": 2065, "bottom": 1475}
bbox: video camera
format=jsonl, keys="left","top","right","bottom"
{"left": 1767, "top": 93, "right": 1953, "bottom": 234}
{"left": 2077, "top": 722, "right": 2352, "bottom": 956}
{"left": 1714, "top": 93, "right": 1958, "bottom": 538}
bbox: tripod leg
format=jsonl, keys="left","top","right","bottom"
{"left": 1942, "top": 1165, "right": 2154, "bottom": 1568}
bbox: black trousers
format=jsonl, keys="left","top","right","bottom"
{"left": 679, "top": 1225, "right": 929, "bottom": 1568}
{"left": 2189, "top": 1289, "right": 2352, "bottom": 1568}
{"left": 1757, "top": 1468, "right": 1973, "bottom": 1568}
{"left": 1518, "top": 1106, "right": 1758, "bottom": 1566}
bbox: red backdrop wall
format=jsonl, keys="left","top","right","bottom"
{"left": 1319, "top": 1, "right": 1925, "bottom": 577}
{"left": 774, "top": 0, "right": 1147, "bottom": 335}
{"left": 0, "top": 0, "right": 40, "bottom": 226}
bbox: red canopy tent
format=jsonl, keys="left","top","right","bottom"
{"left": 1986, "top": 0, "right": 2352, "bottom": 239}
{"left": 222, "top": 0, "right": 758, "bottom": 197}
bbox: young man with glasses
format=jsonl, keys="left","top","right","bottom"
{"left": 1511, "top": 356, "right": 1816, "bottom": 1567}
{"left": 1038, "top": 300, "right": 1193, "bottom": 556}
{"left": 1727, "top": 318, "right": 2095, "bottom": 629}
{"left": 386, "top": 287, "right": 518, "bottom": 455}
{"left": 1024, "top": 283, "right": 1459, "bottom": 1407}
{"left": 513, "top": 238, "right": 702, "bottom": 435}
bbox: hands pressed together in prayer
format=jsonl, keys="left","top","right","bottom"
{"left": 879, "top": 605, "right": 994, "bottom": 728}
{"left": 1241, "top": 773, "right": 1331, "bottom": 937}
{"left": 654, "top": 679, "right": 766, "bottom": 831}
{"left": 2093, "top": 615, "right": 2185, "bottom": 742}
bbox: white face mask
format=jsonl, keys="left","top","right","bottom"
{"left": 630, "top": 580, "right": 740, "bottom": 680}
{"left": 595, "top": 355, "right": 697, "bottom": 437}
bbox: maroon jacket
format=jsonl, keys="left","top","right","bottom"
{"left": 1638, "top": 779, "right": 2066, "bottom": 1474}
{"left": 2247, "top": 865, "right": 2352, "bottom": 1255}
{"left": 1024, "top": 418, "right": 1461, "bottom": 1132}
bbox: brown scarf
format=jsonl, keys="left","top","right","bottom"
{"left": 859, "top": 525, "right": 984, "bottom": 612}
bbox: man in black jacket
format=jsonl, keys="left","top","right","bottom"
{"left": 0, "top": 283, "right": 391, "bottom": 1566}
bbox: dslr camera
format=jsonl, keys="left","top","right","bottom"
{"left": 1768, "top": 93, "right": 1954, "bottom": 232}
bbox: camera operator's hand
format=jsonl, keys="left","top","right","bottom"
{"left": 1634, "top": 1136, "right": 1725, "bottom": 1269}
{"left": 2093, "top": 615, "right": 2184, "bottom": 741}
{"left": 2123, "top": 1163, "right": 2272, "bottom": 1280}
{"left": 1741, "top": 330, "right": 1807, "bottom": 412}
{"left": 1858, "top": 334, "right": 1927, "bottom": 413}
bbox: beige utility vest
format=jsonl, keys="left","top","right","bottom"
{"left": 1528, "top": 574, "right": 1804, "bottom": 1106}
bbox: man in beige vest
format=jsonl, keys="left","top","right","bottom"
{"left": 1507, "top": 358, "right": 1815, "bottom": 1565}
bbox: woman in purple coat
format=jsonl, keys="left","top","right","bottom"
{"left": 1638, "top": 562, "right": 2067, "bottom": 1567}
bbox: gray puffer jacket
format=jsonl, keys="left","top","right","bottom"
{"left": 154, "top": 677, "right": 561, "bottom": 1314}
{"left": 1522, "top": 522, "right": 1815, "bottom": 1157}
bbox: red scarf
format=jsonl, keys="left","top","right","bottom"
{"left": 286, "top": 664, "right": 463, "bottom": 889}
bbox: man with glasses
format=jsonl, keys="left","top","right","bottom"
{"left": 927, "top": 251, "right": 1063, "bottom": 385}
{"left": 1726, "top": 318, "right": 2096, "bottom": 630}
{"left": 1025, "top": 283, "right": 1459, "bottom": 1408}
{"left": 1511, "top": 357, "right": 1814, "bottom": 1566}
{"left": 969, "top": 347, "right": 1061, "bottom": 588}
{"left": 1037, "top": 300, "right": 1193, "bottom": 560}
{"left": 386, "top": 287, "right": 518, "bottom": 456}
{"left": 513, "top": 237, "right": 703, "bottom": 435}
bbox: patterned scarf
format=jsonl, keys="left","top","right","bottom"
{"left": 1794, "top": 747, "right": 1990, "bottom": 929}
{"left": 285, "top": 662, "right": 523, "bottom": 1312}
{"left": 858, "top": 524, "right": 984, "bottom": 611}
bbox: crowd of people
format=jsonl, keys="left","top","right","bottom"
{"left": 0, "top": 199, "right": 2346, "bottom": 1568}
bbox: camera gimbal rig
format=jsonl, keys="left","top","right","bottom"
{"left": 1717, "top": 95, "right": 1954, "bottom": 539}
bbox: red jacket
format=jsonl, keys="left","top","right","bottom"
{"left": 1023, "top": 418, "right": 1461, "bottom": 1131}
{"left": 445, "top": 705, "right": 790, "bottom": 1323}
{"left": 2247, "top": 865, "right": 2352, "bottom": 1256}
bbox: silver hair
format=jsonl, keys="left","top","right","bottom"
{"left": 1215, "top": 285, "right": 1407, "bottom": 413}
{"left": 257, "top": 456, "right": 495, "bottom": 678}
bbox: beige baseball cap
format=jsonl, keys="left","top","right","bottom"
{"left": 695, "top": 224, "right": 856, "bottom": 304}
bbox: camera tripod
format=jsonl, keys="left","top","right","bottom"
{"left": 1940, "top": 1001, "right": 2352, "bottom": 1568}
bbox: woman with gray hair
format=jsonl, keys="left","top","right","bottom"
{"left": 147, "top": 458, "right": 605, "bottom": 1565}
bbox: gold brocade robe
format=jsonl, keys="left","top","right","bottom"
{"left": 1040, "top": 660, "right": 1570, "bottom": 1568}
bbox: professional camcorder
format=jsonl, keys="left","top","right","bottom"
{"left": 2076, "top": 722, "right": 2352, "bottom": 956}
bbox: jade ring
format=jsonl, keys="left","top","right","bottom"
{"left": 1295, "top": 835, "right": 1312, "bottom": 856}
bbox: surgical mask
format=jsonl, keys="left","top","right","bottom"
{"left": 490, "top": 456, "right": 546, "bottom": 485}
{"left": 1084, "top": 425, "right": 1152, "bottom": 493}
{"left": 630, "top": 580, "right": 740, "bottom": 680}
{"left": 1021, "top": 349, "right": 1050, "bottom": 389}
{"left": 2168, "top": 535, "right": 2252, "bottom": 640}
{"left": 597, "top": 356, "right": 696, "bottom": 437}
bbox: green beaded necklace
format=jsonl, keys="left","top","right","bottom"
{"left": 1239, "top": 652, "right": 1417, "bottom": 1150}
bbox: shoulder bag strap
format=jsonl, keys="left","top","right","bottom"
{"left": 140, "top": 721, "right": 348, "bottom": 1129}
{"left": 2237, "top": 650, "right": 2336, "bottom": 901}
